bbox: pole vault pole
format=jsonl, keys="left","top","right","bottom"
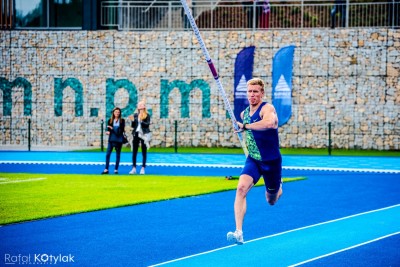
{"left": 180, "top": 0, "right": 248, "bottom": 156}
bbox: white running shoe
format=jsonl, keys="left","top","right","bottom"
{"left": 227, "top": 230, "right": 244, "bottom": 245}
{"left": 140, "top": 167, "right": 145, "bottom": 175}
{"left": 129, "top": 168, "right": 136, "bottom": 175}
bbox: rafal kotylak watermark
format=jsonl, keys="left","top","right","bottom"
{"left": 4, "top": 253, "right": 75, "bottom": 265}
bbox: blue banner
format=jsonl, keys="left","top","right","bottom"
{"left": 272, "top": 45, "right": 295, "bottom": 126}
{"left": 234, "top": 46, "right": 255, "bottom": 121}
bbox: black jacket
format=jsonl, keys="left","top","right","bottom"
{"left": 131, "top": 113, "right": 151, "bottom": 134}
{"left": 107, "top": 118, "right": 125, "bottom": 143}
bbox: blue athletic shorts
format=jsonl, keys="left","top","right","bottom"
{"left": 241, "top": 156, "right": 282, "bottom": 194}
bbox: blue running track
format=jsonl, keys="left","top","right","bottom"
{"left": 0, "top": 151, "right": 399, "bottom": 266}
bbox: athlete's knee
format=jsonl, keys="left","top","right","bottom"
{"left": 236, "top": 175, "right": 253, "bottom": 197}
{"left": 236, "top": 183, "right": 249, "bottom": 197}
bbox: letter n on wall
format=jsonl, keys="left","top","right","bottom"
{"left": 0, "top": 77, "right": 32, "bottom": 116}
{"left": 54, "top": 78, "right": 84, "bottom": 117}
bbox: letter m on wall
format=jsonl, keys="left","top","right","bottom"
{"left": 0, "top": 77, "right": 32, "bottom": 116}
{"left": 160, "top": 79, "right": 211, "bottom": 118}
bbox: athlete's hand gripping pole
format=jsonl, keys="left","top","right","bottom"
{"left": 180, "top": 0, "right": 248, "bottom": 156}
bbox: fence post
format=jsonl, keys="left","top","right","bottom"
{"left": 28, "top": 118, "right": 31, "bottom": 151}
{"left": 345, "top": 0, "right": 349, "bottom": 27}
{"left": 174, "top": 120, "right": 178, "bottom": 153}
{"left": 118, "top": 0, "right": 122, "bottom": 29}
{"left": 168, "top": 2, "right": 172, "bottom": 30}
{"left": 391, "top": 0, "right": 395, "bottom": 28}
{"left": 252, "top": 1, "right": 256, "bottom": 30}
{"left": 101, "top": 120, "right": 104, "bottom": 152}
{"left": 328, "top": 122, "right": 332, "bottom": 155}
{"left": 301, "top": 0, "right": 304, "bottom": 28}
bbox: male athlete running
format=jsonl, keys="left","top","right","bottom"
{"left": 227, "top": 78, "right": 283, "bottom": 244}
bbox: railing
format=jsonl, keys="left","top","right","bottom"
{"left": 101, "top": 0, "right": 400, "bottom": 31}
{"left": 0, "top": 0, "right": 13, "bottom": 30}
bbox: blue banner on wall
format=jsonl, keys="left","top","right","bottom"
{"left": 234, "top": 46, "right": 255, "bottom": 121}
{"left": 272, "top": 45, "right": 295, "bottom": 126}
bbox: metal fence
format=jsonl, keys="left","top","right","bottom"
{"left": 101, "top": 0, "right": 400, "bottom": 31}
{"left": 0, "top": 0, "right": 13, "bottom": 30}
{"left": 1, "top": 117, "right": 396, "bottom": 151}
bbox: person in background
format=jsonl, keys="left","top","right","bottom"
{"left": 129, "top": 100, "right": 151, "bottom": 175}
{"left": 101, "top": 107, "right": 125, "bottom": 175}
{"left": 260, "top": 0, "right": 270, "bottom": 29}
{"left": 227, "top": 78, "right": 283, "bottom": 244}
{"left": 331, "top": 0, "right": 346, "bottom": 28}
{"left": 242, "top": 0, "right": 264, "bottom": 28}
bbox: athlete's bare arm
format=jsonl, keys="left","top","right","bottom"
{"left": 246, "top": 104, "right": 278, "bottom": 130}
{"left": 235, "top": 104, "right": 278, "bottom": 132}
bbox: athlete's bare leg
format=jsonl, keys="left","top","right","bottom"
{"left": 234, "top": 174, "right": 254, "bottom": 231}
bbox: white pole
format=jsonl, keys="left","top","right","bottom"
{"left": 179, "top": 0, "right": 248, "bottom": 156}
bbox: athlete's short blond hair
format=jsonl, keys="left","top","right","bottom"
{"left": 246, "top": 78, "right": 265, "bottom": 92}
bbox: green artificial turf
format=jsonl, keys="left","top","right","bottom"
{"left": 0, "top": 173, "right": 304, "bottom": 225}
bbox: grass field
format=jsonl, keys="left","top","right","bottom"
{"left": 0, "top": 173, "right": 304, "bottom": 225}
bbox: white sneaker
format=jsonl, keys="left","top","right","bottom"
{"left": 227, "top": 230, "right": 244, "bottom": 245}
{"left": 129, "top": 168, "right": 136, "bottom": 175}
{"left": 140, "top": 167, "right": 145, "bottom": 175}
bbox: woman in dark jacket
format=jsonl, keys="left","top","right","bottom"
{"left": 129, "top": 100, "right": 151, "bottom": 175}
{"left": 101, "top": 107, "right": 125, "bottom": 174}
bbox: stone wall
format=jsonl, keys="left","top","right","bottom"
{"left": 0, "top": 29, "right": 399, "bottom": 150}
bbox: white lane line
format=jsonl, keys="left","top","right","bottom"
{"left": 149, "top": 204, "right": 400, "bottom": 266}
{"left": 289, "top": 231, "right": 400, "bottom": 266}
{"left": 1, "top": 161, "right": 399, "bottom": 173}
{"left": 0, "top": 177, "right": 47, "bottom": 184}
{"left": 247, "top": 204, "right": 400, "bottom": 244}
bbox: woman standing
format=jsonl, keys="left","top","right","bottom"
{"left": 101, "top": 107, "right": 125, "bottom": 174}
{"left": 129, "top": 100, "right": 151, "bottom": 175}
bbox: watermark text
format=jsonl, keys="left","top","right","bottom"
{"left": 4, "top": 253, "right": 75, "bottom": 265}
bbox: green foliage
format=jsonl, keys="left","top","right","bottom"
{"left": 291, "top": 6, "right": 300, "bottom": 15}
{"left": 303, "top": 11, "right": 311, "bottom": 22}
{"left": 311, "top": 16, "right": 319, "bottom": 26}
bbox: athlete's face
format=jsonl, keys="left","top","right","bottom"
{"left": 247, "top": 84, "right": 264, "bottom": 105}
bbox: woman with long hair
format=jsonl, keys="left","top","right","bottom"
{"left": 129, "top": 100, "right": 151, "bottom": 175}
{"left": 101, "top": 107, "right": 125, "bottom": 174}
